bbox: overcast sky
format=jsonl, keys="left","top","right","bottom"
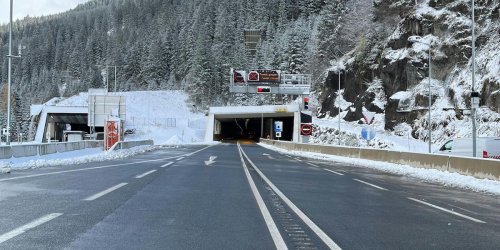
{"left": 0, "top": 0, "right": 89, "bottom": 25}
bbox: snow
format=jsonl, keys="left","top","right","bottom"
{"left": 259, "top": 143, "right": 500, "bottom": 195}
{"left": 38, "top": 90, "right": 207, "bottom": 145}
{"left": 0, "top": 146, "right": 159, "bottom": 171}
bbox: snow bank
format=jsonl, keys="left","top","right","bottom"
{"left": 259, "top": 143, "right": 500, "bottom": 195}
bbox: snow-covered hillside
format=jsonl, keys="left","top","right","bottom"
{"left": 51, "top": 91, "right": 206, "bottom": 144}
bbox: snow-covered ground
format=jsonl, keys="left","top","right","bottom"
{"left": 48, "top": 90, "right": 207, "bottom": 144}
{"left": 259, "top": 143, "right": 500, "bottom": 195}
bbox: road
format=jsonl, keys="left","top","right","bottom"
{"left": 0, "top": 143, "right": 498, "bottom": 249}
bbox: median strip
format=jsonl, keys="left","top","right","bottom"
{"left": 0, "top": 213, "right": 63, "bottom": 244}
{"left": 83, "top": 183, "right": 128, "bottom": 201}
{"left": 237, "top": 143, "right": 287, "bottom": 250}
{"left": 239, "top": 144, "right": 341, "bottom": 250}
{"left": 408, "top": 198, "right": 486, "bottom": 224}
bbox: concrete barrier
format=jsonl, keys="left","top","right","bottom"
{"left": 0, "top": 147, "right": 12, "bottom": 159}
{"left": 448, "top": 156, "right": 500, "bottom": 180}
{"left": 11, "top": 145, "right": 38, "bottom": 158}
{"left": 260, "top": 139, "right": 500, "bottom": 181}
{"left": 110, "top": 140, "right": 155, "bottom": 151}
{"left": 39, "top": 144, "right": 58, "bottom": 156}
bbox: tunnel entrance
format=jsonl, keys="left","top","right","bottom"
{"left": 44, "top": 113, "right": 103, "bottom": 142}
{"left": 215, "top": 116, "right": 294, "bottom": 142}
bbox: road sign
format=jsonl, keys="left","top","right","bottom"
{"left": 275, "top": 132, "right": 282, "bottom": 138}
{"left": 274, "top": 121, "right": 283, "bottom": 132}
{"left": 361, "top": 127, "right": 376, "bottom": 141}
{"left": 300, "top": 124, "right": 313, "bottom": 136}
{"left": 247, "top": 70, "right": 280, "bottom": 83}
{"left": 362, "top": 111, "right": 375, "bottom": 125}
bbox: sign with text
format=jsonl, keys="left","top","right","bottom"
{"left": 247, "top": 70, "right": 280, "bottom": 84}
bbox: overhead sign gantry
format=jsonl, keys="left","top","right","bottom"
{"left": 230, "top": 68, "right": 311, "bottom": 95}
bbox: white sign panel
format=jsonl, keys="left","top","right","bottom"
{"left": 88, "top": 95, "right": 126, "bottom": 127}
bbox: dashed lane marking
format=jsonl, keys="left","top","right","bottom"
{"left": 408, "top": 198, "right": 486, "bottom": 224}
{"left": 176, "top": 157, "right": 185, "bottom": 161}
{"left": 0, "top": 213, "right": 63, "bottom": 244}
{"left": 83, "top": 183, "right": 128, "bottom": 201}
{"left": 160, "top": 162, "right": 174, "bottom": 168}
{"left": 323, "top": 169, "right": 344, "bottom": 176}
{"left": 135, "top": 170, "right": 157, "bottom": 179}
{"left": 353, "top": 179, "right": 388, "bottom": 191}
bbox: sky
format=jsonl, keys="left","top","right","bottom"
{"left": 0, "top": 0, "right": 89, "bottom": 25}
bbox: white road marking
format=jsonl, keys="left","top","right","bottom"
{"left": 237, "top": 143, "right": 288, "bottom": 250}
{"left": 408, "top": 198, "right": 486, "bottom": 224}
{"left": 0, "top": 213, "right": 63, "bottom": 244}
{"left": 324, "top": 169, "right": 344, "bottom": 176}
{"left": 267, "top": 155, "right": 275, "bottom": 160}
{"left": 176, "top": 157, "right": 185, "bottom": 161}
{"left": 306, "top": 162, "right": 320, "bottom": 168}
{"left": 160, "top": 162, "right": 174, "bottom": 168}
{"left": 294, "top": 158, "right": 302, "bottom": 162}
{"left": 83, "top": 183, "right": 128, "bottom": 201}
{"left": 239, "top": 144, "right": 341, "bottom": 250}
{"left": 0, "top": 146, "right": 214, "bottom": 182}
{"left": 135, "top": 170, "right": 157, "bottom": 179}
{"left": 353, "top": 179, "right": 388, "bottom": 191}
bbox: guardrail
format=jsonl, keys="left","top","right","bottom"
{"left": 260, "top": 139, "right": 500, "bottom": 181}
{"left": 0, "top": 141, "right": 104, "bottom": 159}
{"left": 109, "top": 140, "right": 155, "bottom": 151}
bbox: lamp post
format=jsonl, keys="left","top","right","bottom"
{"left": 6, "top": 0, "right": 22, "bottom": 146}
{"left": 338, "top": 71, "right": 341, "bottom": 145}
{"left": 408, "top": 36, "right": 433, "bottom": 153}
{"left": 471, "top": 0, "right": 478, "bottom": 157}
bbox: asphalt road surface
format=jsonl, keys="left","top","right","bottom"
{"left": 0, "top": 143, "right": 498, "bottom": 250}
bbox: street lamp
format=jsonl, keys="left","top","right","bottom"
{"left": 471, "top": 0, "right": 478, "bottom": 157}
{"left": 5, "top": 0, "right": 22, "bottom": 146}
{"left": 408, "top": 36, "right": 433, "bottom": 153}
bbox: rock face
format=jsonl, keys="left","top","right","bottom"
{"left": 318, "top": 0, "right": 500, "bottom": 140}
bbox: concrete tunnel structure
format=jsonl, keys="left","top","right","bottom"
{"left": 205, "top": 104, "right": 307, "bottom": 143}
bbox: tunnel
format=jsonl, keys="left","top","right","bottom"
{"left": 44, "top": 113, "right": 103, "bottom": 142}
{"left": 215, "top": 116, "right": 295, "bottom": 142}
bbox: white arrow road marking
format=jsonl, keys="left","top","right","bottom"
{"left": 0, "top": 213, "right": 63, "bottom": 244}
{"left": 204, "top": 156, "right": 218, "bottom": 166}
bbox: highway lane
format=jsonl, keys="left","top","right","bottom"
{"left": 0, "top": 143, "right": 498, "bottom": 249}
{"left": 239, "top": 143, "right": 500, "bottom": 249}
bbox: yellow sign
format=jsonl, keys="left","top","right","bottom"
{"left": 274, "top": 106, "right": 288, "bottom": 113}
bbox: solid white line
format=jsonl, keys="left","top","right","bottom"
{"left": 324, "top": 169, "right": 345, "bottom": 176}
{"left": 135, "top": 170, "right": 157, "bottom": 179}
{"left": 237, "top": 143, "right": 287, "bottom": 250}
{"left": 239, "top": 144, "right": 341, "bottom": 250}
{"left": 0, "top": 213, "right": 63, "bottom": 244}
{"left": 160, "top": 162, "right": 174, "bottom": 168}
{"left": 83, "top": 183, "right": 128, "bottom": 201}
{"left": 0, "top": 146, "right": 214, "bottom": 182}
{"left": 353, "top": 179, "right": 388, "bottom": 191}
{"left": 294, "top": 158, "right": 302, "bottom": 162}
{"left": 176, "top": 157, "right": 184, "bottom": 161}
{"left": 408, "top": 198, "right": 486, "bottom": 223}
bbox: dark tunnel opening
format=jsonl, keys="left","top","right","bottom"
{"left": 216, "top": 116, "right": 294, "bottom": 142}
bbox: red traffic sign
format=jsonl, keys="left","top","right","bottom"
{"left": 248, "top": 71, "right": 259, "bottom": 81}
{"left": 300, "top": 124, "right": 313, "bottom": 136}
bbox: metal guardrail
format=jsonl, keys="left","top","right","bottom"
{"left": 260, "top": 139, "right": 500, "bottom": 181}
